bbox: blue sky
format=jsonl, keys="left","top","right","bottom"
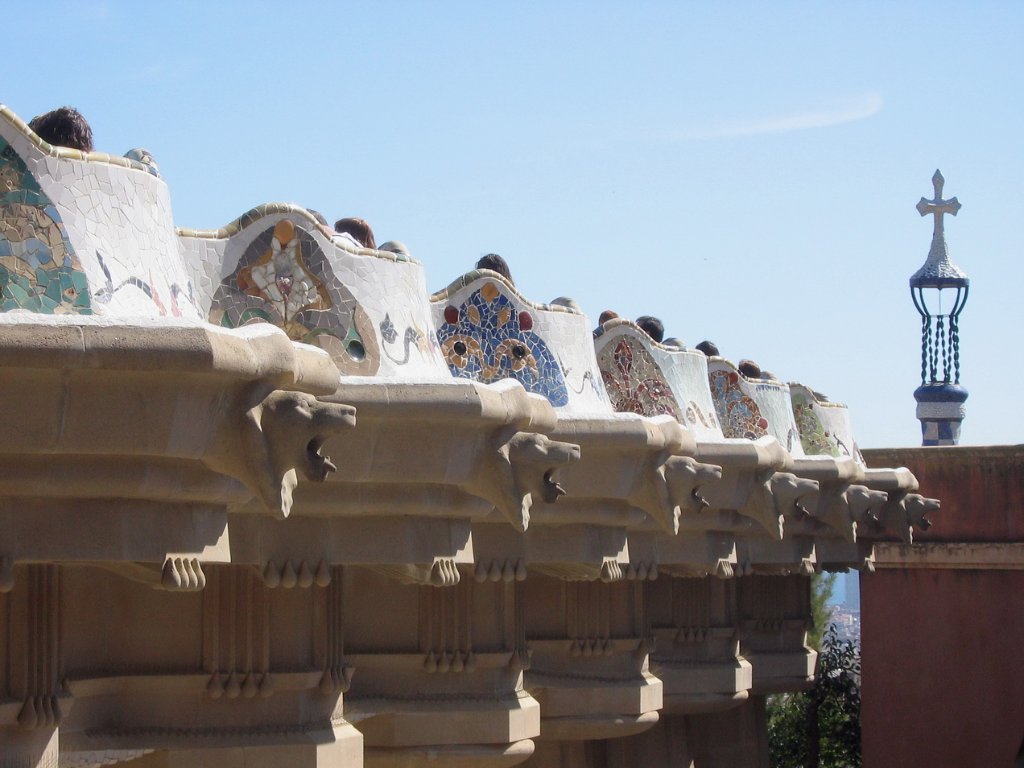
{"left": 6, "top": 1, "right": 1022, "bottom": 448}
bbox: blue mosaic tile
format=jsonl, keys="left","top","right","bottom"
{"left": 436, "top": 281, "right": 569, "bottom": 406}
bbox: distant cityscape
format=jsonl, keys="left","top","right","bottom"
{"left": 827, "top": 571, "right": 861, "bottom": 645}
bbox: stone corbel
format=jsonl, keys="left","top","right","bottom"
{"left": 873, "top": 492, "right": 940, "bottom": 544}
{"left": 89, "top": 558, "right": 208, "bottom": 592}
{"left": 739, "top": 470, "right": 819, "bottom": 540}
{"left": 369, "top": 557, "right": 463, "bottom": 587}
{"left": 663, "top": 455, "right": 724, "bottom": 520}
{"left": 622, "top": 448, "right": 678, "bottom": 535}
{"left": 17, "top": 692, "right": 68, "bottom": 729}
{"left": 839, "top": 486, "right": 889, "bottom": 541}
{"left": 206, "top": 388, "right": 357, "bottom": 519}
{"left": 484, "top": 428, "right": 582, "bottom": 531}
{"left": 772, "top": 472, "right": 821, "bottom": 522}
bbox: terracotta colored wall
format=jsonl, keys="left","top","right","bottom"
{"left": 862, "top": 445, "right": 1024, "bottom": 541}
{"left": 859, "top": 446, "right": 1024, "bottom": 768}
{"left": 861, "top": 568, "right": 1024, "bottom": 767}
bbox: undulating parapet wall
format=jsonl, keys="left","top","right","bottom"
{"left": 595, "top": 321, "right": 719, "bottom": 440}
{"left": 789, "top": 383, "right": 862, "bottom": 461}
{"left": 0, "top": 106, "right": 200, "bottom": 319}
{"left": 179, "top": 205, "right": 451, "bottom": 380}
{"left": 0, "top": 103, "right": 937, "bottom": 768}
{"left": 430, "top": 271, "right": 609, "bottom": 413}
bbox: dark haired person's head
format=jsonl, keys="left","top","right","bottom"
{"left": 307, "top": 209, "right": 329, "bottom": 227}
{"left": 738, "top": 359, "right": 763, "bottom": 379}
{"left": 695, "top": 340, "right": 720, "bottom": 357}
{"left": 598, "top": 310, "right": 619, "bottom": 325}
{"left": 636, "top": 315, "right": 664, "bottom": 343}
{"left": 334, "top": 217, "right": 376, "bottom": 249}
{"left": 476, "top": 253, "right": 513, "bottom": 284}
{"left": 28, "top": 106, "right": 94, "bottom": 152}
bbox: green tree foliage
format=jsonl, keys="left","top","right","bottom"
{"left": 767, "top": 624, "right": 861, "bottom": 768}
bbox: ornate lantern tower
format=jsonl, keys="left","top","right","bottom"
{"left": 910, "top": 169, "right": 969, "bottom": 446}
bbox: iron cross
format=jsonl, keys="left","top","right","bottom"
{"left": 917, "top": 169, "right": 961, "bottom": 237}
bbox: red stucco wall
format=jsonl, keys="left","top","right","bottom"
{"left": 862, "top": 445, "right": 1024, "bottom": 541}
{"left": 861, "top": 567, "right": 1024, "bottom": 767}
{"left": 859, "top": 446, "right": 1024, "bottom": 767}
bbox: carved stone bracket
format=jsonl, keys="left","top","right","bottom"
{"left": 872, "top": 491, "right": 940, "bottom": 544}
{"left": 206, "top": 389, "right": 357, "bottom": 519}
{"left": 423, "top": 650, "right": 477, "bottom": 674}
{"left": 621, "top": 447, "right": 723, "bottom": 535}
{"left": 159, "top": 557, "right": 207, "bottom": 591}
{"left": 261, "top": 558, "right": 332, "bottom": 589}
{"left": 206, "top": 670, "right": 274, "bottom": 701}
{"left": 815, "top": 485, "right": 889, "bottom": 542}
{"left": 487, "top": 429, "right": 581, "bottom": 531}
{"left": 370, "top": 558, "right": 462, "bottom": 587}
{"left": 738, "top": 471, "right": 820, "bottom": 540}
{"left": 566, "top": 637, "right": 616, "bottom": 658}
{"left": 664, "top": 456, "right": 724, "bottom": 520}
{"left": 319, "top": 664, "right": 355, "bottom": 693}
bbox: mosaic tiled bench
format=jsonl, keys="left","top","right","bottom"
{"left": 430, "top": 271, "right": 724, "bottom": 553}
{"left": 0, "top": 108, "right": 353, "bottom": 556}
{"left": 178, "top": 204, "right": 579, "bottom": 532}
{"left": 428, "top": 271, "right": 731, "bottom": 741}
{"left": 0, "top": 101, "right": 940, "bottom": 767}
{"left": 595, "top": 321, "right": 818, "bottom": 549}
{"left": 789, "top": 383, "right": 935, "bottom": 545}
{"left": 0, "top": 109, "right": 371, "bottom": 758}
{"left": 178, "top": 208, "right": 586, "bottom": 760}
{"left": 593, "top": 322, "right": 829, "bottom": 698}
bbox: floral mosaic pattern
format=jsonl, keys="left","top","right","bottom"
{"left": 791, "top": 392, "right": 847, "bottom": 458}
{"left": 210, "top": 219, "right": 378, "bottom": 374}
{"left": 708, "top": 369, "right": 769, "bottom": 440}
{"left": 597, "top": 337, "right": 681, "bottom": 418}
{"left": 436, "top": 281, "right": 569, "bottom": 406}
{"left": 0, "top": 137, "right": 91, "bottom": 313}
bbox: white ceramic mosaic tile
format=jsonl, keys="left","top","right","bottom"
{"left": 0, "top": 108, "right": 201, "bottom": 320}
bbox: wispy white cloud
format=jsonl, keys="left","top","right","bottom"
{"left": 664, "top": 92, "right": 884, "bottom": 140}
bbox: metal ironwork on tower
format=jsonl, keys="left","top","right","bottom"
{"left": 910, "top": 169, "right": 969, "bottom": 446}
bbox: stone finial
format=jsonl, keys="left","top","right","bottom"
{"left": 910, "top": 169, "right": 969, "bottom": 289}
